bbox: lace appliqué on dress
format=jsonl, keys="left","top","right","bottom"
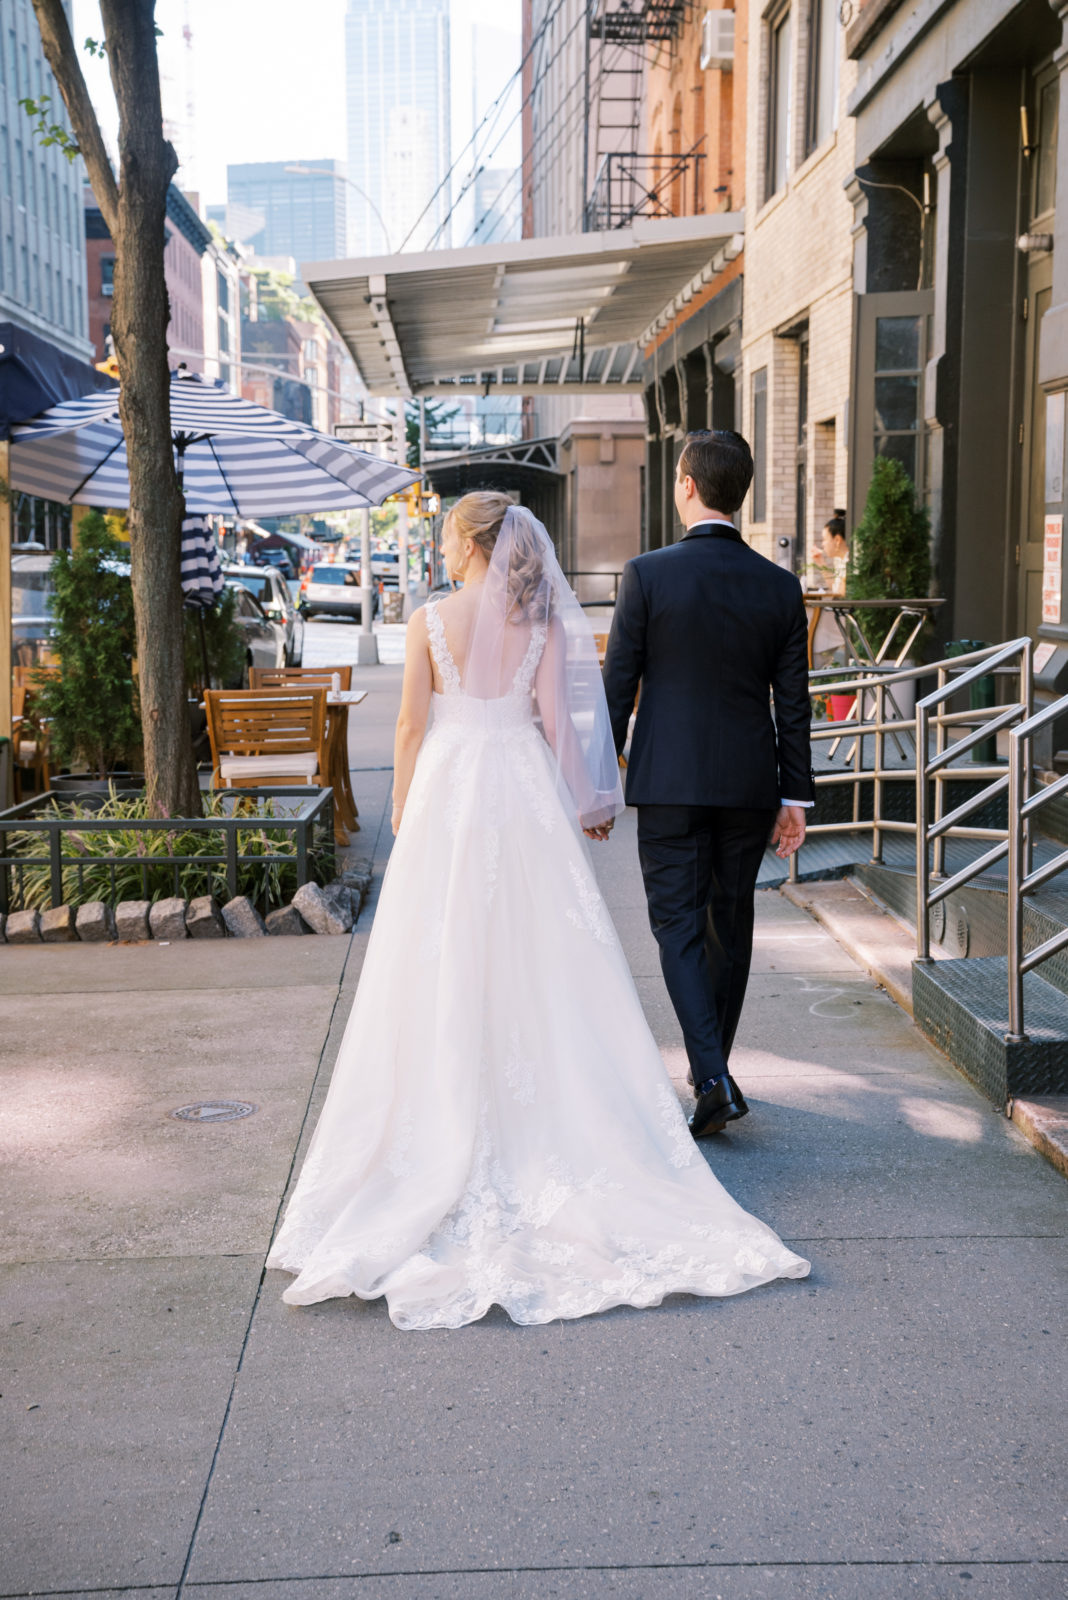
{"left": 656, "top": 1084, "right": 697, "bottom": 1169}
{"left": 566, "top": 859, "right": 615, "bottom": 945}
{"left": 425, "top": 601, "right": 462, "bottom": 692}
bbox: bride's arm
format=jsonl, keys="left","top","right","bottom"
{"left": 391, "top": 608, "right": 433, "bottom": 835}
{"left": 534, "top": 619, "right": 614, "bottom": 840}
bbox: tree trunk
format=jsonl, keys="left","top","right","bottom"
{"left": 31, "top": 0, "right": 201, "bottom": 817}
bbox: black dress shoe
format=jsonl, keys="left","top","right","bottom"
{"left": 689, "top": 1074, "right": 749, "bottom": 1139}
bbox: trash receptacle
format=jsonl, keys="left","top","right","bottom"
{"left": 946, "top": 640, "right": 996, "bottom": 763}
{"left": 382, "top": 591, "right": 405, "bottom": 625}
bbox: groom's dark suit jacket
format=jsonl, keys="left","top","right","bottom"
{"left": 602, "top": 522, "right": 815, "bottom": 809}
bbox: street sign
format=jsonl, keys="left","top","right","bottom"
{"left": 335, "top": 421, "right": 397, "bottom": 461}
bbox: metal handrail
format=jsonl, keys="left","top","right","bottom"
{"left": 792, "top": 643, "right": 1022, "bottom": 884}
{"left": 1007, "top": 692, "right": 1068, "bottom": 1038}
{"left": 915, "top": 637, "right": 1033, "bottom": 965}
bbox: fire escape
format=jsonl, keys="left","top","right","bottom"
{"left": 583, "top": 0, "right": 703, "bottom": 231}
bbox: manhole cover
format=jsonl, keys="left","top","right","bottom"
{"left": 170, "top": 1100, "right": 258, "bottom": 1123}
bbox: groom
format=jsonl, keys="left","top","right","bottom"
{"left": 602, "top": 429, "right": 814, "bottom": 1138}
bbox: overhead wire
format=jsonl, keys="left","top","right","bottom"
{"left": 462, "top": 7, "right": 628, "bottom": 246}
{"left": 395, "top": 0, "right": 573, "bottom": 252}
{"left": 426, "top": 0, "right": 590, "bottom": 251}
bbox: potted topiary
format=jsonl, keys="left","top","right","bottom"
{"left": 847, "top": 455, "right": 933, "bottom": 722}
{"left": 34, "top": 511, "right": 142, "bottom": 794}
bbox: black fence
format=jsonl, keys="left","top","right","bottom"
{"left": 0, "top": 787, "right": 334, "bottom": 915}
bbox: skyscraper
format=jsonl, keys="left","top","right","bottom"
{"left": 345, "top": 0, "right": 451, "bottom": 256}
{"left": 225, "top": 161, "right": 348, "bottom": 266}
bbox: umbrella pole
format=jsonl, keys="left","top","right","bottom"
{"left": 176, "top": 439, "right": 210, "bottom": 692}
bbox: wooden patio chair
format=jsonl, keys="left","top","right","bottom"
{"left": 203, "top": 687, "right": 329, "bottom": 792}
{"left": 249, "top": 665, "right": 353, "bottom": 691}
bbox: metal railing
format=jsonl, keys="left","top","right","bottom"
{"left": 1007, "top": 693, "right": 1068, "bottom": 1037}
{"left": 915, "top": 638, "right": 1033, "bottom": 960}
{"left": 0, "top": 787, "right": 335, "bottom": 914}
{"left": 792, "top": 641, "right": 1033, "bottom": 887}
{"left": 585, "top": 150, "right": 707, "bottom": 231}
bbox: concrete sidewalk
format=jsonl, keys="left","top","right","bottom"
{"left": 2, "top": 661, "right": 1066, "bottom": 1600}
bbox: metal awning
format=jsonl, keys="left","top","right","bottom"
{"left": 302, "top": 214, "right": 743, "bottom": 398}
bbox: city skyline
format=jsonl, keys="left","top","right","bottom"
{"left": 72, "top": 0, "right": 520, "bottom": 256}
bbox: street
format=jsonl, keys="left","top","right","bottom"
{"left": 2, "top": 658, "right": 1065, "bottom": 1600}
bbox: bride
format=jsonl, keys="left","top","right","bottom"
{"left": 267, "top": 492, "right": 809, "bottom": 1329}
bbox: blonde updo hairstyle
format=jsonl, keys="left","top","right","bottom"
{"left": 445, "top": 490, "right": 551, "bottom": 621}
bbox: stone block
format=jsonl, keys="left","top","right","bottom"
{"left": 75, "top": 902, "right": 116, "bottom": 943}
{"left": 323, "top": 880, "right": 359, "bottom": 924}
{"left": 293, "top": 881, "right": 352, "bottom": 935}
{"left": 114, "top": 900, "right": 151, "bottom": 941}
{"left": 221, "top": 895, "right": 267, "bottom": 937}
{"left": 149, "top": 897, "right": 189, "bottom": 941}
{"left": 265, "top": 903, "right": 310, "bottom": 937}
{"left": 40, "top": 905, "right": 78, "bottom": 943}
{"left": 186, "top": 896, "right": 226, "bottom": 939}
{"left": 6, "top": 909, "right": 41, "bottom": 944}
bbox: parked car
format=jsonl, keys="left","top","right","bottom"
{"left": 223, "top": 563, "right": 304, "bottom": 665}
{"left": 371, "top": 549, "right": 399, "bottom": 581}
{"left": 301, "top": 561, "right": 373, "bottom": 622}
{"left": 251, "top": 545, "right": 296, "bottom": 581}
{"left": 226, "top": 580, "right": 287, "bottom": 672}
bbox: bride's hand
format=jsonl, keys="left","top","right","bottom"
{"left": 391, "top": 803, "right": 404, "bottom": 836}
{"left": 582, "top": 818, "right": 614, "bottom": 841}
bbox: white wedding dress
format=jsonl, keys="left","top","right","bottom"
{"left": 267, "top": 600, "right": 809, "bottom": 1329}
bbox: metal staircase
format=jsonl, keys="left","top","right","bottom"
{"left": 764, "top": 641, "right": 1068, "bottom": 1106}
{"left": 583, "top": 1, "right": 692, "bottom": 232}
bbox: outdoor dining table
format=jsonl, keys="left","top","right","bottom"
{"left": 325, "top": 689, "right": 367, "bottom": 840}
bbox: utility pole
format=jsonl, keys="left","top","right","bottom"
{"left": 393, "top": 403, "right": 411, "bottom": 618}
{"left": 356, "top": 506, "right": 378, "bottom": 665}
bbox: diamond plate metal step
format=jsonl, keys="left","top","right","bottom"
{"left": 912, "top": 957, "right": 1068, "bottom": 1103}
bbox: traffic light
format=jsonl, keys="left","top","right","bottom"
{"left": 95, "top": 355, "right": 119, "bottom": 379}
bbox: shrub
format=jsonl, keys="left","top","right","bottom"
{"left": 847, "top": 456, "right": 933, "bottom": 654}
{"left": 34, "top": 512, "right": 139, "bottom": 776}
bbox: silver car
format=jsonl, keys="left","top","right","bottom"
{"left": 301, "top": 561, "right": 370, "bottom": 623}
{"left": 224, "top": 564, "right": 304, "bottom": 665}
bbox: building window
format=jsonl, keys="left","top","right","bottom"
{"left": 101, "top": 255, "right": 115, "bottom": 297}
{"left": 751, "top": 367, "right": 768, "bottom": 522}
{"left": 873, "top": 313, "right": 924, "bottom": 484}
{"left": 765, "top": 7, "right": 792, "bottom": 201}
{"left": 804, "top": 0, "right": 840, "bottom": 158}
{"left": 1033, "top": 75, "right": 1059, "bottom": 222}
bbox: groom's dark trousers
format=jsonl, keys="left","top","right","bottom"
{"left": 602, "top": 521, "right": 814, "bottom": 1090}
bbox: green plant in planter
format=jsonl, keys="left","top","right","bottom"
{"left": 34, "top": 512, "right": 140, "bottom": 777}
{"left": 183, "top": 587, "right": 247, "bottom": 691}
{"left": 8, "top": 788, "right": 332, "bottom": 912}
{"left": 847, "top": 456, "right": 933, "bottom": 655}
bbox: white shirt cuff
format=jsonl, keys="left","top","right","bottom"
{"left": 781, "top": 799, "right": 815, "bottom": 808}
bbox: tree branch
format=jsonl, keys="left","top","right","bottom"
{"left": 30, "top": 0, "right": 119, "bottom": 235}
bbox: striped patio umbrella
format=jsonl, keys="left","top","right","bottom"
{"left": 180, "top": 514, "right": 224, "bottom": 608}
{"left": 9, "top": 369, "right": 417, "bottom": 514}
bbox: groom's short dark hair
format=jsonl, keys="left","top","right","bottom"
{"left": 678, "top": 430, "right": 754, "bottom": 515}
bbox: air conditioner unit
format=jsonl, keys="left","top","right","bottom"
{"left": 700, "top": 9, "right": 735, "bottom": 71}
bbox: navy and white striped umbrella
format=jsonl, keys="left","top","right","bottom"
{"left": 180, "top": 514, "right": 225, "bottom": 609}
{"left": 9, "top": 370, "right": 417, "bottom": 514}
